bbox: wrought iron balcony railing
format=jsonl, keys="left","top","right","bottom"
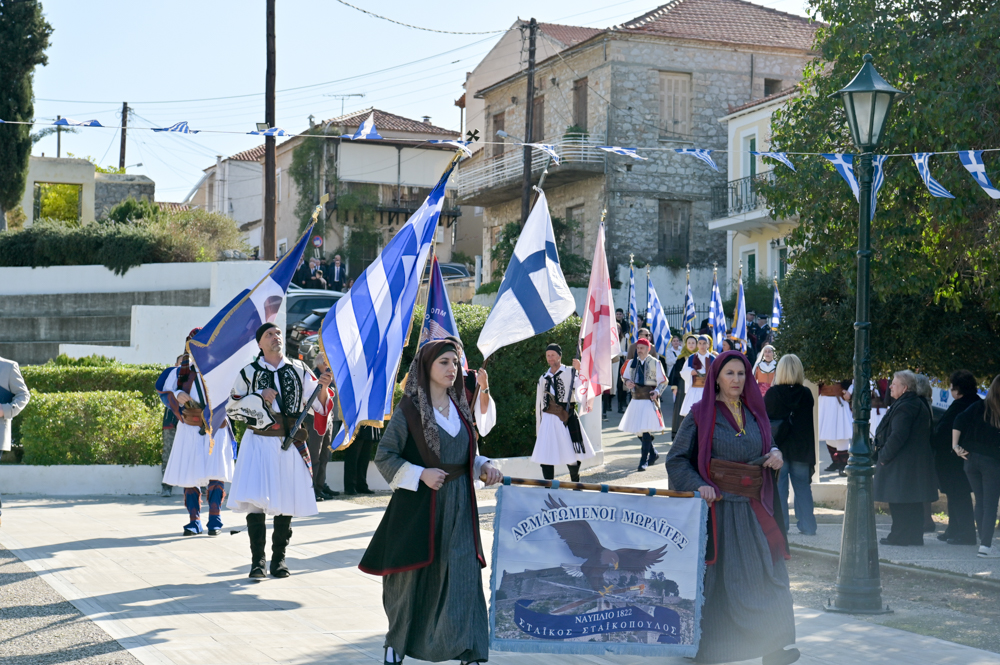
{"left": 710, "top": 171, "right": 776, "bottom": 219}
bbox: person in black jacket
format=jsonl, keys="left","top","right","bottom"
{"left": 953, "top": 374, "right": 1000, "bottom": 558}
{"left": 668, "top": 334, "right": 697, "bottom": 437}
{"left": 344, "top": 425, "right": 378, "bottom": 495}
{"left": 765, "top": 354, "right": 817, "bottom": 535}
{"left": 932, "top": 370, "right": 980, "bottom": 545}
{"left": 873, "top": 370, "right": 939, "bottom": 546}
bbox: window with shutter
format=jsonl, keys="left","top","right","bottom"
{"left": 659, "top": 72, "right": 692, "bottom": 139}
{"left": 532, "top": 96, "right": 545, "bottom": 142}
{"left": 658, "top": 200, "right": 691, "bottom": 263}
{"left": 572, "top": 78, "right": 588, "bottom": 131}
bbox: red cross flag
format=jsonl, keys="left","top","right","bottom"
{"left": 578, "top": 221, "right": 618, "bottom": 414}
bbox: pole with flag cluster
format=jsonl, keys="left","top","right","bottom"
{"left": 646, "top": 268, "right": 672, "bottom": 356}
{"left": 627, "top": 255, "right": 639, "bottom": 345}
{"left": 708, "top": 263, "right": 728, "bottom": 353}
{"left": 771, "top": 273, "right": 783, "bottom": 333}
{"left": 577, "top": 214, "right": 617, "bottom": 415}
{"left": 731, "top": 262, "right": 748, "bottom": 353}
{"left": 682, "top": 264, "right": 696, "bottom": 335}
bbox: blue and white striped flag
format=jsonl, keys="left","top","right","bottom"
{"left": 683, "top": 272, "right": 696, "bottom": 335}
{"left": 627, "top": 263, "right": 639, "bottom": 346}
{"left": 912, "top": 153, "right": 954, "bottom": 198}
{"left": 750, "top": 151, "right": 795, "bottom": 171}
{"left": 343, "top": 112, "right": 383, "bottom": 141}
{"left": 477, "top": 189, "right": 576, "bottom": 359}
{"left": 248, "top": 127, "right": 290, "bottom": 136}
{"left": 152, "top": 121, "right": 199, "bottom": 134}
{"left": 674, "top": 148, "right": 718, "bottom": 171}
{"left": 822, "top": 153, "right": 888, "bottom": 219}
{"left": 187, "top": 225, "right": 313, "bottom": 443}
{"left": 732, "top": 272, "right": 747, "bottom": 351}
{"left": 959, "top": 150, "right": 1000, "bottom": 199}
{"left": 597, "top": 146, "right": 648, "bottom": 160}
{"left": 53, "top": 118, "right": 102, "bottom": 127}
{"left": 771, "top": 280, "right": 783, "bottom": 332}
{"left": 646, "top": 275, "right": 671, "bottom": 356}
{"left": 525, "top": 143, "right": 560, "bottom": 164}
{"left": 708, "top": 270, "right": 727, "bottom": 353}
{"left": 427, "top": 139, "right": 472, "bottom": 157}
{"left": 321, "top": 160, "right": 457, "bottom": 449}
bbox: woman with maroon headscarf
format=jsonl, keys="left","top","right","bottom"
{"left": 666, "top": 351, "right": 798, "bottom": 665}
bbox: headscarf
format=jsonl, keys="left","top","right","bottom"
{"left": 677, "top": 333, "right": 699, "bottom": 361}
{"left": 751, "top": 344, "right": 777, "bottom": 375}
{"left": 403, "top": 336, "right": 475, "bottom": 458}
{"left": 690, "top": 350, "right": 786, "bottom": 561}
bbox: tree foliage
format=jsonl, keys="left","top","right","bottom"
{"left": 0, "top": 0, "right": 53, "bottom": 225}
{"left": 493, "top": 216, "right": 591, "bottom": 285}
{"left": 764, "top": 0, "right": 1000, "bottom": 377}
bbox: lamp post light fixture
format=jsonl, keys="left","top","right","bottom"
{"left": 826, "top": 54, "right": 904, "bottom": 615}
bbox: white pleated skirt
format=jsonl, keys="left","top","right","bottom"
{"left": 870, "top": 407, "right": 887, "bottom": 437}
{"left": 619, "top": 398, "right": 665, "bottom": 434}
{"left": 162, "top": 423, "right": 235, "bottom": 488}
{"left": 530, "top": 413, "right": 596, "bottom": 466}
{"left": 818, "top": 396, "right": 853, "bottom": 441}
{"left": 679, "top": 386, "right": 704, "bottom": 416}
{"left": 226, "top": 431, "right": 318, "bottom": 517}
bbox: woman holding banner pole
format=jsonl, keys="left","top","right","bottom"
{"left": 666, "top": 351, "right": 798, "bottom": 665}
{"left": 359, "top": 337, "right": 502, "bottom": 665}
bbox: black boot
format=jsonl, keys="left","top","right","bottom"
{"left": 246, "top": 513, "right": 267, "bottom": 579}
{"left": 270, "top": 515, "right": 293, "bottom": 578}
{"left": 568, "top": 462, "right": 581, "bottom": 483}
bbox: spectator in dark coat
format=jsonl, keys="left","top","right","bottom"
{"left": 932, "top": 370, "right": 980, "bottom": 545}
{"left": 953, "top": 374, "right": 1000, "bottom": 558}
{"left": 306, "top": 356, "right": 338, "bottom": 500}
{"left": 327, "top": 254, "right": 349, "bottom": 292}
{"left": 344, "top": 425, "right": 378, "bottom": 495}
{"left": 873, "top": 370, "right": 939, "bottom": 546}
{"left": 765, "top": 353, "right": 817, "bottom": 535}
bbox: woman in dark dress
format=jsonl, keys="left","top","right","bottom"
{"left": 666, "top": 351, "right": 798, "bottom": 665}
{"left": 668, "top": 333, "right": 697, "bottom": 437}
{"left": 359, "top": 337, "right": 503, "bottom": 665}
{"left": 953, "top": 374, "right": 1000, "bottom": 558}
{"left": 932, "top": 370, "right": 980, "bottom": 545}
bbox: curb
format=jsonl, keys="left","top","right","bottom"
{"left": 790, "top": 543, "right": 1000, "bottom": 592}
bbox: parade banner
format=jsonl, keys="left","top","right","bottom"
{"left": 489, "top": 485, "right": 707, "bottom": 657}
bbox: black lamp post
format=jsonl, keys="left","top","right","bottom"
{"left": 826, "top": 54, "right": 904, "bottom": 614}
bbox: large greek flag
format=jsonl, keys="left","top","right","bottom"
{"left": 477, "top": 189, "right": 576, "bottom": 359}
{"left": 322, "top": 161, "right": 457, "bottom": 449}
{"left": 187, "top": 226, "right": 313, "bottom": 442}
{"left": 708, "top": 271, "right": 727, "bottom": 352}
{"left": 646, "top": 275, "right": 671, "bottom": 356}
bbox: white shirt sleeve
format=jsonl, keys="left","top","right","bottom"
{"left": 475, "top": 394, "right": 497, "bottom": 436}
{"left": 389, "top": 461, "right": 425, "bottom": 492}
{"left": 473, "top": 455, "right": 491, "bottom": 481}
{"left": 162, "top": 368, "right": 180, "bottom": 396}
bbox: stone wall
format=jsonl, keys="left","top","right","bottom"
{"left": 94, "top": 174, "right": 155, "bottom": 218}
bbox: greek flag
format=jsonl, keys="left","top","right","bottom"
{"left": 53, "top": 118, "right": 103, "bottom": 127}
{"left": 912, "top": 153, "right": 954, "bottom": 198}
{"left": 628, "top": 263, "right": 639, "bottom": 345}
{"left": 321, "top": 160, "right": 456, "bottom": 449}
{"left": 683, "top": 273, "right": 697, "bottom": 335}
{"left": 187, "top": 225, "right": 313, "bottom": 443}
{"left": 152, "top": 121, "right": 199, "bottom": 134}
{"left": 343, "top": 112, "right": 383, "bottom": 140}
{"left": 959, "top": 151, "right": 1000, "bottom": 199}
{"left": 732, "top": 273, "right": 747, "bottom": 350}
{"left": 597, "top": 146, "right": 648, "bottom": 160}
{"left": 477, "top": 189, "right": 576, "bottom": 359}
{"left": 646, "top": 275, "right": 671, "bottom": 356}
{"left": 427, "top": 139, "right": 472, "bottom": 157}
{"left": 771, "top": 280, "right": 783, "bottom": 332}
{"left": 248, "top": 127, "right": 290, "bottom": 136}
{"left": 750, "top": 151, "right": 795, "bottom": 171}
{"left": 708, "top": 271, "right": 727, "bottom": 352}
{"left": 525, "top": 143, "right": 560, "bottom": 165}
{"left": 822, "top": 153, "right": 888, "bottom": 218}
{"left": 674, "top": 148, "right": 718, "bottom": 171}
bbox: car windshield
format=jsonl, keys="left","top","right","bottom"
{"left": 299, "top": 312, "right": 325, "bottom": 329}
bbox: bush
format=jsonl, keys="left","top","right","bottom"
{"left": 20, "top": 391, "right": 161, "bottom": 465}
{"left": 21, "top": 365, "right": 164, "bottom": 406}
{"left": 476, "top": 280, "right": 502, "bottom": 295}
{"left": 47, "top": 353, "right": 164, "bottom": 371}
{"left": 397, "top": 304, "right": 582, "bottom": 458}
{"left": 101, "top": 196, "right": 160, "bottom": 225}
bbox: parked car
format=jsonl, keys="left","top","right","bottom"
{"left": 285, "top": 290, "right": 341, "bottom": 329}
{"left": 287, "top": 308, "right": 330, "bottom": 359}
{"left": 423, "top": 262, "right": 471, "bottom": 281}
{"left": 297, "top": 333, "right": 322, "bottom": 367}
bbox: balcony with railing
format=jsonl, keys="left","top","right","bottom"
{"left": 455, "top": 136, "right": 607, "bottom": 205}
{"left": 335, "top": 181, "right": 461, "bottom": 218}
{"left": 707, "top": 171, "right": 780, "bottom": 232}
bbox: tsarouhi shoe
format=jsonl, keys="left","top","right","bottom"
{"left": 183, "top": 520, "right": 204, "bottom": 536}
{"left": 206, "top": 515, "right": 223, "bottom": 537}
{"left": 246, "top": 513, "right": 267, "bottom": 579}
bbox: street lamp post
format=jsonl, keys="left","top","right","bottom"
{"left": 827, "top": 54, "right": 904, "bottom": 614}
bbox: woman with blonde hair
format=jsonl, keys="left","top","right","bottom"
{"left": 764, "top": 354, "right": 817, "bottom": 535}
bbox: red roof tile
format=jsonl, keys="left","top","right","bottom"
{"left": 156, "top": 202, "right": 191, "bottom": 212}
{"left": 618, "top": 0, "right": 819, "bottom": 51}
{"left": 320, "top": 108, "right": 456, "bottom": 136}
{"left": 726, "top": 85, "right": 798, "bottom": 114}
{"left": 229, "top": 145, "right": 267, "bottom": 162}
{"left": 537, "top": 22, "right": 604, "bottom": 48}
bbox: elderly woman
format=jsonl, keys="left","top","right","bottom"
{"left": 359, "top": 337, "right": 503, "bottom": 665}
{"left": 667, "top": 351, "right": 798, "bottom": 665}
{"left": 873, "top": 370, "right": 938, "bottom": 546}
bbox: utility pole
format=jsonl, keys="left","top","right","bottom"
{"left": 263, "top": 0, "right": 277, "bottom": 260}
{"left": 56, "top": 115, "right": 61, "bottom": 157}
{"left": 520, "top": 17, "right": 537, "bottom": 227}
{"left": 119, "top": 102, "right": 128, "bottom": 169}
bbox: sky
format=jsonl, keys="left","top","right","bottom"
{"left": 29, "top": 0, "right": 811, "bottom": 201}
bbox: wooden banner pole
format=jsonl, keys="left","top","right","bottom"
{"left": 480, "top": 475, "right": 697, "bottom": 498}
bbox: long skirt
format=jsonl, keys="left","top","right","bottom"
{"left": 680, "top": 386, "right": 704, "bottom": 416}
{"left": 696, "top": 499, "right": 795, "bottom": 664}
{"left": 619, "top": 397, "right": 665, "bottom": 434}
{"left": 818, "top": 395, "right": 852, "bottom": 440}
{"left": 530, "top": 413, "right": 596, "bottom": 466}
{"left": 226, "top": 431, "right": 317, "bottom": 517}
{"left": 383, "top": 475, "right": 489, "bottom": 662}
{"left": 162, "top": 423, "right": 235, "bottom": 487}
{"left": 671, "top": 383, "right": 686, "bottom": 436}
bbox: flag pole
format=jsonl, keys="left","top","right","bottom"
{"left": 480, "top": 474, "right": 697, "bottom": 498}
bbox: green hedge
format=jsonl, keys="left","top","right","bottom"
{"left": 398, "top": 304, "right": 582, "bottom": 459}
{"left": 20, "top": 391, "right": 162, "bottom": 465}
{"left": 20, "top": 365, "right": 163, "bottom": 405}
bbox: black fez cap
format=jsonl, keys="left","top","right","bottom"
{"left": 256, "top": 322, "right": 279, "bottom": 344}
{"left": 546, "top": 343, "right": 562, "bottom": 356}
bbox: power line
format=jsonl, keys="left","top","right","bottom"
{"left": 332, "top": 0, "right": 506, "bottom": 35}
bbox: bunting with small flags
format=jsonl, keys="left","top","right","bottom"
{"left": 674, "top": 148, "right": 718, "bottom": 171}
{"left": 343, "top": 112, "right": 383, "bottom": 140}
{"left": 960, "top": 150, "right": 1000, "bottom": 199}
{"left": 53, "top": 118, "right": 102, "bottom": 127}
{"left": 427, "top": 139, "right": 472, "bottom": 157}
{"left": 152, "top": 122, "right": 199, "bottom": 134}
{"left": 525, "top": 143, "right": 560, "bottom": 164}
{"left": 913, "top": 152, "right": 954, "bottom": 198}
{"left": 597, "top": 146, "right": 648, "bottom": 160}
{"left": 248, "top": 127, "right": 289, "bottom": 136}
{"left": 751, "top": 151, "right": 796, "bottom": 171}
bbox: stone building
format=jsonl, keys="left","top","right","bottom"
{"left": 457, "top": 0, "right": 818, "bottom": 303}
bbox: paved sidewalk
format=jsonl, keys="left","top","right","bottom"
{"left": 2, "top": 494, "right": 999, "bottom": 665}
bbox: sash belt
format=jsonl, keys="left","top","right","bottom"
{"left": 692, "top": 375, "right": 707, "bottom": 388}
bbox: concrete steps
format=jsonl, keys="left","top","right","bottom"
{"left": 0, "top": 315, "right": 131, "bottom": 343}
{"left": 0, "top": 289, "right": 209, "bottom": 317}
